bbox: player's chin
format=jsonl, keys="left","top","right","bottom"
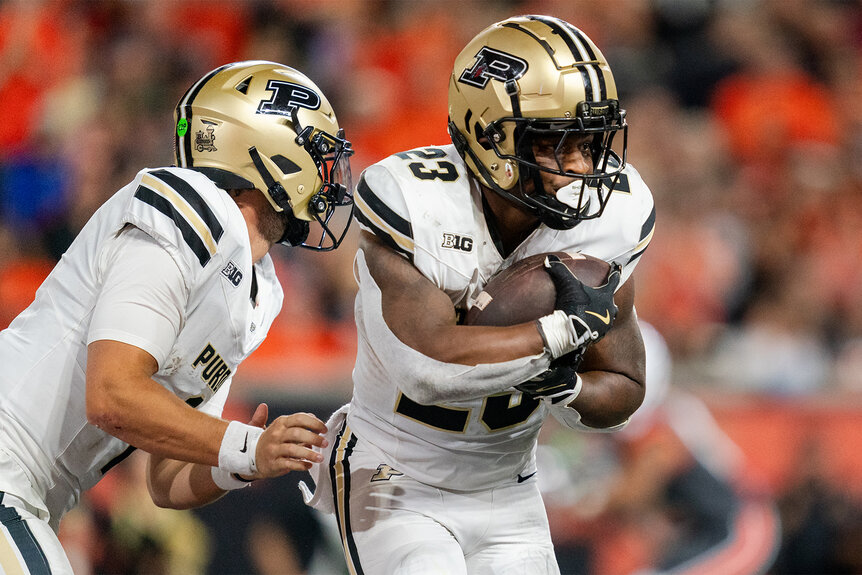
{"left": 261, "top": 208, "right": 297, "bottom": 245}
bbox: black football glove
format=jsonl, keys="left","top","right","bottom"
{"left": 517, "top": 355, "right": 582, "bottom": 405}
{"left": 536, "top": 254, "right": 621, "bottom": 359}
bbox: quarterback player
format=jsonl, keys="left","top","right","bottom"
{"left": 302, "top": 15, "right": 656, "bottom": 575}
{"left": 0, "top": 61, "right": 354, "bottom": 574}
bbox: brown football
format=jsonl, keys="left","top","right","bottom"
{"left": 465, "top": 252, "right": 611, "bottom": 326}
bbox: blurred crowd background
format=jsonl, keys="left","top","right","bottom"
{"left": 1, "top": 0, "right": 861, "bottom": 573}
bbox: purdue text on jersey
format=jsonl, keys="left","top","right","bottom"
{"left": 192, "top": 343, "right": 233, "bottom": 394}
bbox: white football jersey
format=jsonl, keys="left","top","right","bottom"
{"left": 350, "top": 144, "right": 655, "bottom": 491}
{"left": 0, "top": 167, "right": 283, "bottom": 524}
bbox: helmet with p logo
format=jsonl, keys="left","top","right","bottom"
{"left": 448, "top": 16, "right": 627, "bottom": 229}
{"left": 174, "top": 61, "right": 354, "bottom": 249}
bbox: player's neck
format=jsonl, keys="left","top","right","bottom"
{"left": 481, "top": 187, "right": 540, "bottom": 257}
{"left": 230, "top": 189, "right": 276, "bottom": 263}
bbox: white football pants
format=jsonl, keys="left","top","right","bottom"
{"left": 324, "top": 422, "right": 560, "bottom": 575}
{"left": 0, "top": 491, "right": 73, "bottom": 575}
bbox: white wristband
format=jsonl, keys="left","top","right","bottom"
{"left": 536, "top": 310, "right": 573, "bottom": 358}
{"left": 537, "top": 310, "right": 595, "bottom": 359}
{"left": 211, "top": 467, "right": 254, "bottom": 491}
{"left": 218, "top": 420, "right": 263, "bottom": 476}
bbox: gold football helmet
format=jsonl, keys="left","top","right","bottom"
{"left": 448, "top": 15, "right": 627, "bottom": 229}
{"left": 174, "top": 61, "right": 354, "bottom": 250}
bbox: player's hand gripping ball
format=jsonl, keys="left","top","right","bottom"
{"left": 466, "top": 252, "right": 618, "bottom": 405}
{"left": 465, "top": 252, "right": 613, "bottom": 327}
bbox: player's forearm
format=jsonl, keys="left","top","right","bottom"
{"left": 87, "top": 373, "right": 227, "bottom": 466}
{"left": 376, "top": 330, "right": 551, "bottom": 405}
{"left": 147, "top": 455, "right": 226, "bottom": 509}
{"left": 86, "top": 339, "right": 229, "bottom": 465}
{"left": 404, "top": 322, "right": 546, "bottom": 366}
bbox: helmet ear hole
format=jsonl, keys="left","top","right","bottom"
{"left": 271, "top": 154, "right": 302, "bottom": 175}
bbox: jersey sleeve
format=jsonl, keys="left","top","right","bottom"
{"left": 354, "top": 165, "right": 415, "bottom": 260}
{"left": 122, "top": 168, "right": 227, "bottom": 278}
{"left": 614, "top": 165, "right": 656, "bottom": 286}
{"left": 625, "top": 166, "right": 656, "bottom": 268}
{"left": 88, "top": 226, "right": 189, "bottom": 368}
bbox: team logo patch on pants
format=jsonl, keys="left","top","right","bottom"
{"left": 370, "top": 464, "right": 403, "bottom": 482}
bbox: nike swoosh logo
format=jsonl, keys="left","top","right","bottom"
{"left": 517, "top": 471, "right": 537, "bottom": 483}
{"left": 239, "top": 432, "right": 249, "bottom": 454}
{"left": 585, "top": 309, "right": 611, "bottom": 325}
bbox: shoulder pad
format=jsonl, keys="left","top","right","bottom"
{"left": 621, "top": 164, "right": 656, "bottom": 269}
{"left": 125, "top": 168, "right": 228, "bottom": 270}
{"left": 354, "top": 165, "right": 415, "bottom": 260}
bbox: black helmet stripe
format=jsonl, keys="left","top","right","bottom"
{"left": 528, "top": 15, "right": 598, "bottom": 60}
{"left": 562, "top": 23, "right": 607, "bottom": 101}
{"left": 501, "top": 22, "right": 556, "bottom": 62}
{"left": 528, "top": 15, "right": 607, "bottom": 102}
{"left": 175, "top": 63, "right": 235, "bottom": 168}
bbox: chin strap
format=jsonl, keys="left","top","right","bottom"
{"left": 449, "top": 118, "right": 580, "bottom": 230}
{"left": 247, "top": 146, "right": 310, "bottom": 246}
{"left": 248, "top": 146, "right": 290, "bottom": 210}
{"left": 279, "top": 212, "right": 310, "bottom": 247}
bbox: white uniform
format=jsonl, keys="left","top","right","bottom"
{"left": 0, "top": 167, "right": 282, "bottom": 573}
{"left": 310, "top": 144, "right": 654, "bottom": 574}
